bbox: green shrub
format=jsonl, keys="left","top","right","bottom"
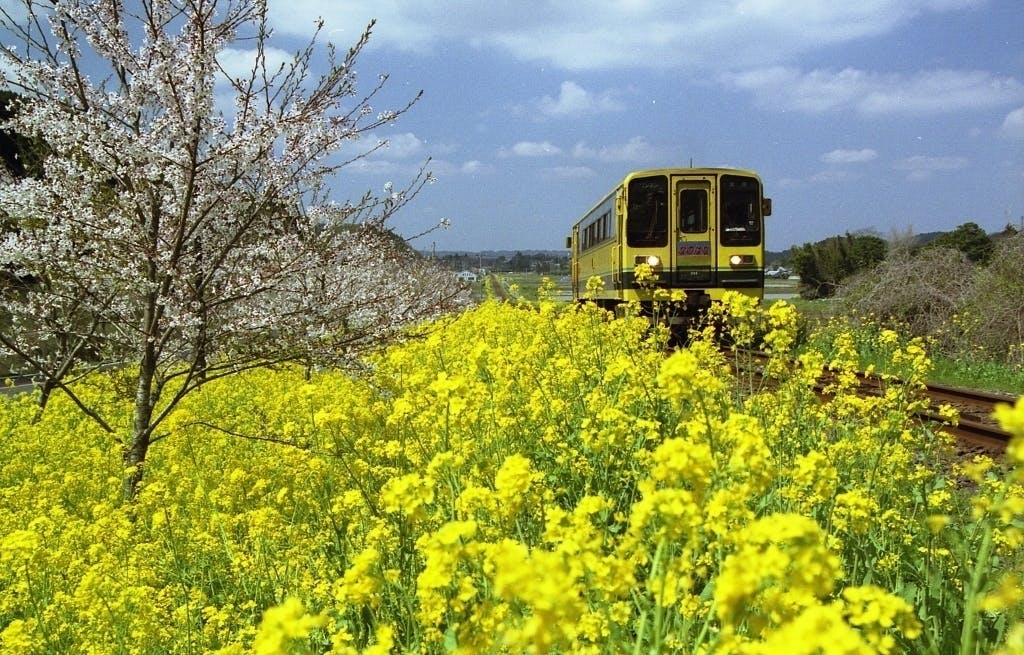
{"left": 791, "top": 233, "right": 887, "bottom": 299}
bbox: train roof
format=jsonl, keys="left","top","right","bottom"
{"left": 622, "top": 166, "right": 761, "bottom": 179}
{"left": 569, "top": 167, "right": 764, "bottom": 228}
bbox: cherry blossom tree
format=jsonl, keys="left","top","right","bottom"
{"left": 0, "top": 0, "right": 467, "bottom": 498}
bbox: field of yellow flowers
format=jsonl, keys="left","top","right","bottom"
{"left": 1, "top": 290, "right": 1023, "bottom": 654}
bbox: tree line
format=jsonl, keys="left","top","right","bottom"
{"left": 787, "top": 222, "right": 1017, "bottom": 300}
{"left": 434, "top": 251, "right": 569, "bottom": 274}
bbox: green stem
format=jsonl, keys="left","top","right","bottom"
{"left": 959, "top": 523, "right": 994, "bottom": 655}
{"left": 651, "top": 538, "right": 667, "bottom": 654}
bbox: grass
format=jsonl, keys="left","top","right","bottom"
{"left": 475, "top": 272, "right": 572, "bottom": 303}
{"left": 928, "top": 355, "right": 1024, "bottom": 396}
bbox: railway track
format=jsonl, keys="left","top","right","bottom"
{"left": 726, "top": 349, "right": 1017, "bottom": 455}
{"left": 910, "top": 381, "right": 1013, "bottom": 454}
{"left": 485, "top": 274, "right": 510, "bottom": 302}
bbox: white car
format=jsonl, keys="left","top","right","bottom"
{"left": 765, "top": 266, "right": 790, "bottom": 279}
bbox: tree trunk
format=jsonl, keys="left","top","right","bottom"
{"left": 123, "top": 345, "right": 157, "bottom": 500}
{"left": 122, "top": 426, "right": 150, "bottom": 501}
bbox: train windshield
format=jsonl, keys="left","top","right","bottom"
{"left": 720, "top": 174, "right": 762, "bottom": 246}
{"left": 626, "top": 175, "right": 668, "bottom": 247}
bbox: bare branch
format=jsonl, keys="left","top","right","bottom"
{"left": 172, "top": 420, "right": 309, "bottom": 449}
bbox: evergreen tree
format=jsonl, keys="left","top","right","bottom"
{"left": 791, "top": 233, "right": 887, "bottom": 299}
{"left": 928, "top": 222, "right": 994, "bottom": 264}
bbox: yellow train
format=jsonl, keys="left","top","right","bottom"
{"left": 566, "top": 167, "right": 771, "bottom": 323}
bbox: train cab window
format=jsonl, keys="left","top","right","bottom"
{"left": 720, "top": 174, "right": 762, "bottom": 246}
{"left": 626, "top": 176, "right": 668, "bottom": 247}
{"left": 679, "top": 189, "right": 708, "bottom": 233}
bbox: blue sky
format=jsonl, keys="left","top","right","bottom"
{"left": 5, "top": 1, "right": 1023, "bottom": 253}
{"left": 264, "top": 0, "right": 1023, "bottom": 253}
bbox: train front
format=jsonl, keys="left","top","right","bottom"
{"left": 621, "top": 168, "right": 770, "bottom": 322}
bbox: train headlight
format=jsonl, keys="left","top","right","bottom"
{"left": 729, "top": 254, "right": 755, "bottom": 267}
{"left": 635, "top": 255, "right": 661, "bottom": 267}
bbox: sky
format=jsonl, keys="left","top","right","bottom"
{"left": 262, "top": 0, "right": 1024, "bottom": 253}
{"left": 4, "top": 1, "right": 1024, "bottom": 253}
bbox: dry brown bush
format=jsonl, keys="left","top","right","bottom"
{"left": 838, "top": 247, "right": 976, "bottom": 355}
{"left": 839, "top": 234, "right": 1024, "bottom": 362}
{"left": 962, "top": 232, "right": 1024, "bottom": 362}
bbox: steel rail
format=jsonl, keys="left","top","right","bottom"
{"left": 723, "top": 348, "right": 1016, "bottom": 454}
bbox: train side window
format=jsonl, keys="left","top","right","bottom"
{"left": 679, "top": 189, "right": 708, "bottom": 233}
{"left": 626, "top": 176, "right": 668, "bottom": 247}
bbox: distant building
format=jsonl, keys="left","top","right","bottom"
{"left": 455, "top": 270, "right": 479, "bottom": 282}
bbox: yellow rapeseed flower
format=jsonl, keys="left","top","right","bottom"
{"left": 494, "top": 453, "right": 541, "bottom": 511}
{"left": 994, "top": 397, "right": 1024, "bottom": 469}
{"left": 715, "top": 514, "right": 841, "bottom": 629}
{"left": 0, "top": 618, "right": 36, "bottom": 655}
{"left": 380, "top": 472, "right": 435, "bottom": 520}
{"left": 252, "top": 597, "right": 326, "bottom": 655}
{"left": 833, "top": 489, "right": 880, "bottom": 536}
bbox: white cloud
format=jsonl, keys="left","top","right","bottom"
{"left": 726, "top": 67, "right": 867, "bottom": 113}
{"left": 267, "top": 1, "right": 442, "bottom": 54}
{"left": 860, "top": 70, "right": 1024, "bottom": 115}
{"left": 545, "top": 166, "right": 595, "bottom": 178}
{"left": 482, "top": 1, "right": 981, "bottom": 72}
{"left": 726, "top": 67, "right": 1024, "bottom": 116}
{"left": 332, "top": 131, "right": 429, "bottom": 178}
{"left": 333, "top": 132, "right": 425, "bottom": 171}
{"left": 460, "top": 160, "right": 491, "bottom": 174}
{"left": 821, "top": 148, "right": 878, "bottom": 163}
{"left": 343, "top": 159, "right": 405, "bottom": 176}
{"left": 573, "top": 136, "right": 660, "bottom": 163}
{"left": 536, "top": 81, "right": 624, "bottom": 118}
{"left": 267, "top": 1, "right": 983, "bottom": 73}
{"left": 778, "top": 169, "right": 857, "bottom": 187}
{"left": 895, "top": 155, "right": 969, "bottom": 171}
{"left": 893, "top": 155, "right": 969, "bottom": 180}
{"left": 599, "top": 136, "right": 659, "bottom": 162}
{"left": 1002, "top": 106, "right": 1024, "bottom": 140}
{"left": 808, "top": 170, "right": 857, "bottom": 183}
{"left": 777, "top": 177, "right": 807, "bottom": 189}
{"left": 216, "top": 47, "right": 293, "bottom": 83}
{"left": 572, "top": 142, "right": 597, "bottom": 159}
{"left": 501, "top": 141, "right": 563, "bottom": 157}
{"left": 375, "top": 132, "right": 425, "bottom": 159}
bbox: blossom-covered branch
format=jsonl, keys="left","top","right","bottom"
{"left": 0, "top": 0, "right": 467, "bottom": 498}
